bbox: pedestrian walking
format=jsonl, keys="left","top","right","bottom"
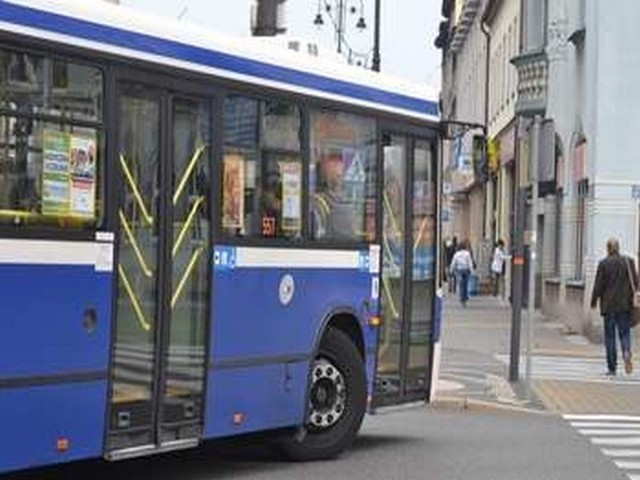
{"left": 445, "top": 236, "right": 457, "bottom": 293}
{"left": 590, "top": 237, "right": 638, "bottom": 376}
{"left": 491, "top": 239, "right": 507, "bottom": 300}
{"left": 450, "top": 239, "right": 474, "bottom": 307}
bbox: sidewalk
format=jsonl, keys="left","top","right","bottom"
{"left": 434, "top": 292, "right": 640, "bottom": 415}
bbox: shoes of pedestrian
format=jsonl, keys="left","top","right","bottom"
{"left": 624, "top": 354, "right": 633, "bottom": 375}
{"left": 605, "top": 370, "right": 616, "bottom": 378}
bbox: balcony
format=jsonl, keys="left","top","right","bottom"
{"left": 512, "top": 49, "right": 548, "bottom": 116}
{"left": 449, "top": 0, "right": 481, "bottom": 53}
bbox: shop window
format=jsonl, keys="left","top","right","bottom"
{"left": 221, "top": 96, "right": 302, "bottom": 239}
{"left": 309, "top": 109, "right": 377, "bottom": 243}
{"left": 0, "top": 48, "right": 103, "bottom": 229}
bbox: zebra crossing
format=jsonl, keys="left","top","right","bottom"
{"left": 495, "top": 354, "right": 640, "bottom": 385}
{"left": 565, "top": 414, "right": 640, "bottom": 480}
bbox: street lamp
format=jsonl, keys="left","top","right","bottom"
{"left": 313, "top": 0, "right": 380, "bottom": 70}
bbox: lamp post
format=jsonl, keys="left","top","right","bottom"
{"left": 372, "top": 0, "right": 380, "bottom": 71}
{"left": 313, "top": 0, "right": 379, "bottom": 70}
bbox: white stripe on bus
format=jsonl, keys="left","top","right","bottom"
{"left": 0, "top": 239, "right": 107, "bottom": 268}
{"left": 0, "top": 23, "right": 437, "bottom": 123}
{"left": 235, "top": 247, "right": 363, "bottom": 269}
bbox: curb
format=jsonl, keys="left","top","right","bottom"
{"left": 431, "top": 395, "right": 552, "bottom": 416}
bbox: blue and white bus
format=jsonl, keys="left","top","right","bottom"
{"left": 0, "top": 0, "right": 440, "bottom": 473}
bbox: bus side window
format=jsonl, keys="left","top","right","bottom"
{"left": 0, "top": 47, "right": 103, "bottom": 230}
{"left": 309, "top": 109, "right": 377, "bottom": 243}
{"left": 221, "top": 96, "right": 302, "bottom": 240}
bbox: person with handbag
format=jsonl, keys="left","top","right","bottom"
{"left": 590, "top": 237, "right": 639, "bottom": 376}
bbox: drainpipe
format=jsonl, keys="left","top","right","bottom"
{"left": 480, "top": 19, "right": 491, "bottom": 254}
{"left": 480, "top": 21, "right": 491, "bottom": 131}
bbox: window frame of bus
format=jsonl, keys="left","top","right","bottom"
{"left": 218, "top": 92, "right": 305, "bottom": 243}
{"left": 0, "top": 42, "right": 106, "bottom": 239}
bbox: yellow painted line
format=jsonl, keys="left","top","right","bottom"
{"left": 119, "top": 210, "right": 152, "bottom": 278}
{"left": 171, "top": 246, "right": 204, "bottom": 309}
{"left": 118, "top": 264, "right": 151, "bottom": 332}
{"left": 173, "top": 145, "right": 206, "bottom": 206}
{"left": 172, "top": 196, "right": 204, "bottom": 258}
{"left": 119, "top": 154, "right": 153, "bottom": 226}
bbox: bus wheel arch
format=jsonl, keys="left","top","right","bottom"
{"left": 324, "top": 311, "right": 365, "bottom": 360}
{"left": 280, "top": 315, "right": 367, "bottom": 461}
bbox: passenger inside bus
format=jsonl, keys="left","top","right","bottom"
{"left": 312, "top": 150, "right": 357, "bottom": 240}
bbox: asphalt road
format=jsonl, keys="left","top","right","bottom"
{"left": 2, "top": 405, "right": 627, "bottom": 480}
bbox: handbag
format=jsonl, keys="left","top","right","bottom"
{"left": 625, "top": 257, "right": 640, "bottom": 328}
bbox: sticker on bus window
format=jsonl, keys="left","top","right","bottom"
{"left": 69, "top": 134, "right": 97, "bottom": 217}
{"left": 369, "top": 245, "right": 381, "bottom": 274}
{"left": 280, "top": 161, "right": 301, "bottom": 231}
{"left": 222, "top": 154, "right": 245, "bottom": 229}
{"left": 42, "top": 130, "right": 96, "bottom": 218}
{"left": 42, "top": 130, "right": 71, "bottom": 215}
{"left": 371, "top": 276, "right": 380, "bottom": 300}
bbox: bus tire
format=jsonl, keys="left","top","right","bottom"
{"left": 280, "top": 326, "right": 366, "bottom": 461}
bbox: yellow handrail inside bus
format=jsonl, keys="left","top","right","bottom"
{"left": 172, "top": 196, "right": 205, "bottom": 258}
{"left": 0, "top": 209, "right": 38, "bottom": 219}
{"left": 118, "top": 210, "right": 152, "bottom": 278}
{"left": 173, "top": 145, "right": 206, "bottom": 206}
{"left": 171, "top": 246, "right": 204, "bottom": 308}
{"left": 118, "top": 264, "right": 151, "bottom": 331}
{"left": 381, "top": 232, "right": 400, "bottom": 318}
{"left": 0, "top": 209, "right": 94, "bottom": 221}
{"left": 119, "top": 154, "right": 153, "bottom": 226}
{"left": 413, "top": 216, "right": 428, "bottom": 251}
{"left": 383, "top": 192, "right": 400, "bottom": 237}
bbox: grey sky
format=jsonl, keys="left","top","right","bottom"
{"left": 121, "top": 0, "right": 442, "bottom": 89}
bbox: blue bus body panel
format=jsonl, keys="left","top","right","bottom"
{"left": 0, "top": 265, "right": 112, "bottom": 377}
{"left": 0, "top": 381, "right": 107, "bottom": 472}
{"left": 204, "top": 247, "right": 379, "bottom": 438}
{"left": 211, "top": 268, "right": 371, "bottom": 360}
{"left": 0, "top": 263, "right": 112, "bottom": 472}
{"left": 205, "top": 362, "right": 308, "bottom": 438}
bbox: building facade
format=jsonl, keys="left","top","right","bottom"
{"left": 482, "top": 0, "right": 521, "bottom": 295}
{"left": 506, "top": 0, "right": 640, "bottom": 338}
{"left": 438, "top": 0, "right": 490, "bottom": 279}
{"left": 439, "top": 0, "right": 640, "bottom": 338}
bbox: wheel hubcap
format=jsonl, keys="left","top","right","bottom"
{"left": 308, "top": 358, "right": 346, "bottom": 429}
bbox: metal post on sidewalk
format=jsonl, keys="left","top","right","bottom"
{"left": 525, "top": 115, "right": 541, "bottom": 398}
{"left": 509, "top": 187, "right": 526, "bottom": 382}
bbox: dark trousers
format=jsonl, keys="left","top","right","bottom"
{"left": 604, "top": 311, "right": 632, "bottom": 374}
{"left": 457, "top": 269, "right": 470, "bottom": 305}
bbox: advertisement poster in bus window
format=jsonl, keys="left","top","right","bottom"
{"left": 279, "top": 161, "right": 301, "bottom": 231}
{"left": 222, "top": 154, "right": 244, "bottom": 229}
{"left": 69, "top": 134, "right": 96, "bottom": 217}
{"left": 42, "top": 130, "right": 70, "bottom": 215}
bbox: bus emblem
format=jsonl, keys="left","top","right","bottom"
{"left": 279, "top": 274, "right": 295, "bottom": 306}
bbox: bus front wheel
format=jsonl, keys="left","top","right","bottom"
{"left": 280, "top": 327, "right": 366, "bottom": 461}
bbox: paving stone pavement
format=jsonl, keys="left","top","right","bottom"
{"left": 435, "top": 292, "right": 640, "bottom": 415}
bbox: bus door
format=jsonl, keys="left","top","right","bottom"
{"left": 374, "top": 132, "right": 438, "bottom": 406}
{"left": 106, "top": 83, "right": 212, "bottom": 457}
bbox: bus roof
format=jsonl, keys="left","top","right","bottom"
{"left": 0, "top": 0, "right": 439, "bottom": 122}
